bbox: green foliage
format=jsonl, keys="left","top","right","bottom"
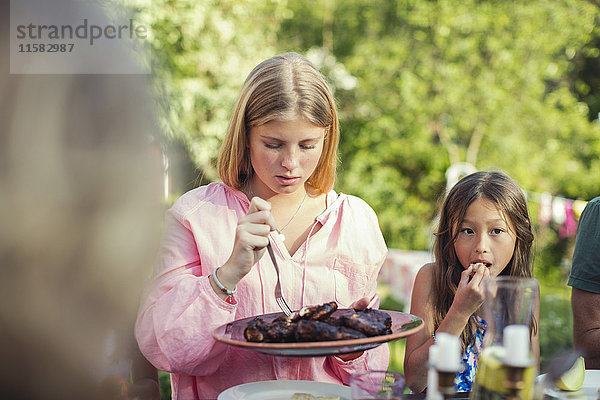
{"left": 380, "top": 292, "right": 407, "bottom": 313}
{"left": 274, "top": 0, "right": 600, "bottom": 255}
{"left": 380, "top": 293, "right": 408, "bottom": 376}
{"left": 158, "top": 370, "right": 171, "bottom": 400}
{"left": 388, "top": 340, "right": 407, "bottom": 377}
{"left": 138, "top": 1, "right": 600, "bottom": 254}
{"left": 136, "top": 0, "right": 290, "bottom": 179}
{"left": 538, "top": 286, "right": 573, "bottom": 371}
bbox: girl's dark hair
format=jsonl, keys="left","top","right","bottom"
{"left": 431, "top": 171, "right": 535, "bottom": 350}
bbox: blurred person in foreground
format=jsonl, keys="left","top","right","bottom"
{"left": 0, "top": 1, "right": 162, "bottom": 399}
{"left": 568, "top": 196, "right": 600, "bottom": 369}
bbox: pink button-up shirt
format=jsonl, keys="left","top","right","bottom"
{"left": 135, "top": 182, "right": 389, "bottom": 399}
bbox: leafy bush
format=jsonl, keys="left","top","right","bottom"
{"left": 158, "top": 370, "right": 171, "bottom": 400}
{"left": 539, "top": 286, "right": 573, "bottom": 372}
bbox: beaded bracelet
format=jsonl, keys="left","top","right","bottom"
{"left": 212, "top": 267, "right": 237, "bottom": 296}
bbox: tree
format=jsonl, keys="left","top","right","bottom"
{"left": 279, "top": 0, "right": 600, "bottom": 254}
{"left": 137, "top": 0, "right": 290, "bottom": 182}
{"left": 137, "top": 0, "right": 600, "bottom": 272}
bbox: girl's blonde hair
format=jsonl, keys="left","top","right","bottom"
{"left": 217, "top": 52, "right": 339, "bottom": 193}
{"left": 431, "top": 171, "right": 535, "bottom": 351}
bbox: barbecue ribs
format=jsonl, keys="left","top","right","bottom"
{"left": 244, "top": 301, "right": 392, "bottom": 343}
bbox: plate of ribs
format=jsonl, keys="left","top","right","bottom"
{"left": 212, "top": 301, "right": 423, "bottom": 357}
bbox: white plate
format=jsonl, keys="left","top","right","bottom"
{"left": 217, "top": 380, "right": 351, "bottom": 400}
{"left": 539, "top": 369, "right": 600, "bottom": 398}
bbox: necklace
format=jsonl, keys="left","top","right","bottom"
{"left": 249, "top": 185, "right": 308, "bottom": 242}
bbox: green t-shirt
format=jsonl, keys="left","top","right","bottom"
{"left": 568, "top": 196, "right": 600, "bottom": 294}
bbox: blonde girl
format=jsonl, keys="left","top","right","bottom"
{"left": 136, "top": 53, "right": 389, "bottom": 399}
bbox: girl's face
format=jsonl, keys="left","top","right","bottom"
{"left": 454, "top": 198, "right": 517, "bottom": 277}
{"left": 248, "top": 118, "right": 325, "bottom": 196}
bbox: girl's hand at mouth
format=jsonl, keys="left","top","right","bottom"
{"left": 468, "top": 262, "right": 490, "bottom": 281}
{"left": 453, "top": 263, "right": 490, "bottom": 318}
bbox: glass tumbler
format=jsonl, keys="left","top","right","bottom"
{"left": 350, "top": 370, "right": 405, "bottom": 399}
{"left": 470, "top": 276, "right": 539, "bottom": 400}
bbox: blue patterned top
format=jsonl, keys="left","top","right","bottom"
{"left": 454, "top": 319, "right": 487, "bottom": 392}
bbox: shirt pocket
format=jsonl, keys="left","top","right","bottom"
{"left": 332, "top": 257, "right": 373, "bottom": 308}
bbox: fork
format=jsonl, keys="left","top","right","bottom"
{"left": 266, "top": 241, "right": 293, "bottom": 316}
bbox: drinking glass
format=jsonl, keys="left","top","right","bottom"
{"left": 483, "top": 276, "right": 538, "bottom": 349}
{"left": 350, "top": 370, "right": 405, "bottom": 399}
{"left": 470, "top": 276, "right": 539, "bottom": 400}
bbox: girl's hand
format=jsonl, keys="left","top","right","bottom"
{"left": 218, "top": 196, "right": 277, "bottom": 288}
{"left": 451, "top": 263, "right": 490, "bottom": 318}
{"left": 350, "top": 297, "right": 371, "bottom": 311}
